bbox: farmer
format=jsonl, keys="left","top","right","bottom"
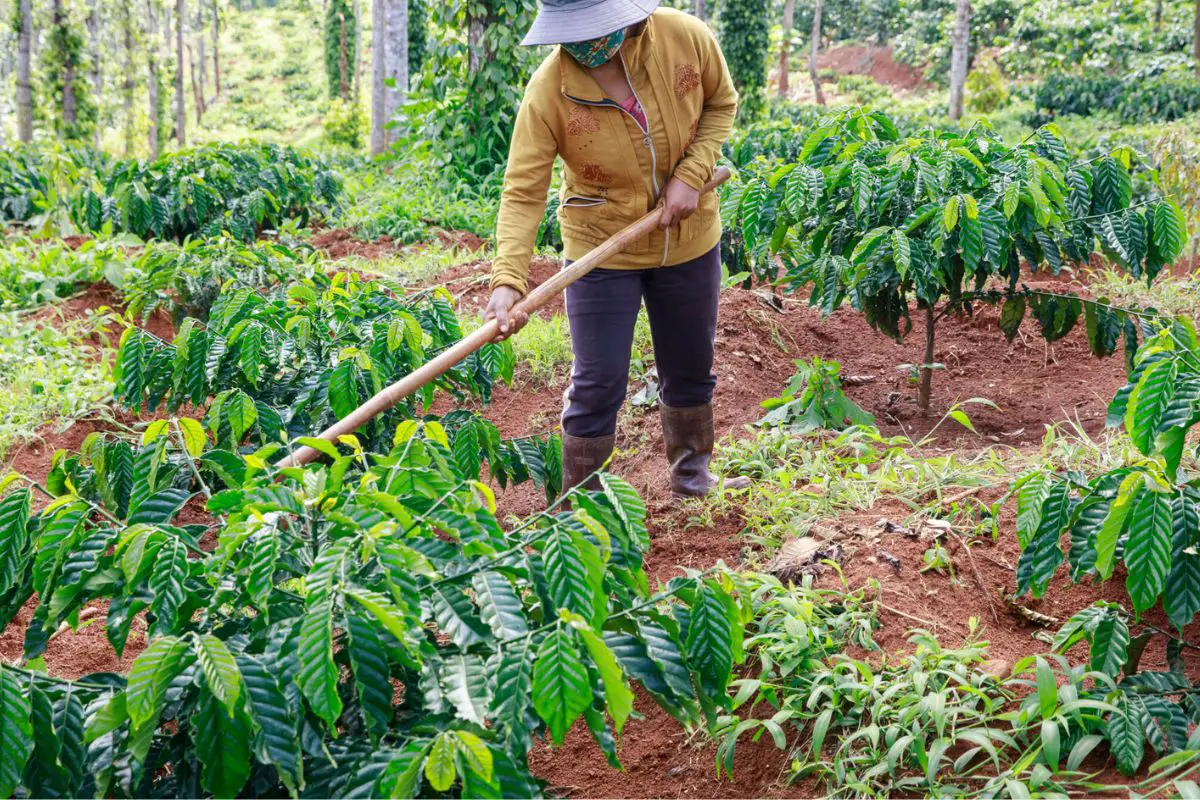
{"left": 486, "top": 0, "right": 749, "bottom": 498}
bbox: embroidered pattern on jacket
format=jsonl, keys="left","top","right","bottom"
{"left": 581, "top": 163, "right": 613, "bottom": 184}
{"left": 566, "top": 106, "right": 600, "bottom": 136}
{"left": 675, "top": 64, "right": 701, "bottom": 100}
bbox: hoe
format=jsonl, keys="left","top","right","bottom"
{"left": 279, "top": 167, "right": 732, "bottom": 467}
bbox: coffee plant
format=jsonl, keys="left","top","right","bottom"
{"left": 728, "top": 108, "right": 1188, "bottom": 410}
{"left": 1033, "top": 71, "right": 1200, "bottom": 125}
{"left": 110, "top": 270, "right": 563, "bottom": 496}
{"left": 1052, "top": 602, "right": 1199, "bottom": 776}
{"left": 113, "top": 237, "right": 323, "bottom": 324}
{"left": 75, "top": 143, "right": 342, "bottom": 241}
{"left": 1015, "top": 317, "right": 1200, "bottom": 628}
{"left": 757, "top": 357, "right": 875, "bottom": 432}
{"left": 1015, "top": 316, "right": 1200, "bottom": 775}
{"left": 0, "top": 419, "right": 744, "bottom": 797}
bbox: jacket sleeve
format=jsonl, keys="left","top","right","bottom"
{"left": 491, "top": 95, "right": 559, "bottom": 295}
{"left": 671, "top": 26, "right": 738, "bottom": 192}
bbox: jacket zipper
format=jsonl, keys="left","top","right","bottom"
{"left": 563, "top": 58, "right": 671, "bottom": 266}
{"left": 618, "top": 51, "right": 670, "bottom": 266}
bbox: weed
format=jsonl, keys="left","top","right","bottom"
{"left": 336, "top": 243, "right": 470, "bottom": 287}
{"left": 0, "top": 310, "right": 114, "bottom": 460}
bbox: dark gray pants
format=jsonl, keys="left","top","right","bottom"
{"left": 562, "top": 245, "right": 721, "bottom": 438}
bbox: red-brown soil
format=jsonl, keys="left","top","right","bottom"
{"left": 1, "top": 258, "right": 1192, "bottom": 799}
{"left": 310, "top": 227, "right": 488, "bottom": 261}
{"left": 817, "top": 45, "right": 927, "bottom": 92}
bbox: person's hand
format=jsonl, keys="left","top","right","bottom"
{"left": 659, "top": 177, "right": 700, "bottom": 229}
{"left": 485, "top": 286, "right": 528, "bottom": 341}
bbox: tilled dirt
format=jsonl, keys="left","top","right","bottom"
{"left": 0, "top": 259, "right": 1188, "bottom": 798}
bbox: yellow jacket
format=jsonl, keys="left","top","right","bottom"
{"left": 491, "top": 8, "right": 738, "bottom": 294}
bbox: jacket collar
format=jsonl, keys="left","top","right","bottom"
{"left": 557, "top": 13, "right": 656, "bottom": 103}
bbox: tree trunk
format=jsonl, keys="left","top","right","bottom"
{"left": 369, "top": 0, "right": 387, "bottom": 155}
{"left": 197, "top": 3, "right": 208, "bottom": 105}
{"left": 53, "top": 0, "right": 80, "bottom": 130}
{"left": 1154, "top": 0, "right": 1163, "bottom": 30}
{"left": 919, "top": 305, "right": 936, "bottom": 412}
{"left": 1194, "top": 0, "right": 1199, "bottom": 78}
{"left": 148, "top": 0, "right": 161, "bottom": 158}
{"left": 383, "top": 0, "right": 407, "bottom": 146}
{"left": 125, "top": 0, "right": 136, "bottom": 155}
{"left": 176, "top": 0, "right": 187, "bottom": 145}
{"left": 779, "top": 0, "right": 794, "bottom": 97}
{"left": 467, "top": 11, "right": 487, "bottom": 75}
{"left": 352, "top": 0, "right": 362, "bottom": 105}
{"left": 809, "top": 0, "right": 825, "bottom": 105}
{"left": 188, "top": 42, "right": 203, "bottom": 122}
{"left": 88, "top": 0, "right": 102, "bottom": 147}
{"left": 211, "top": 0, "right": 221, "bottom": 95}
{"left": 338, "top": 12, "right": 350, "bottom": 99}
{"left": 948, "top": 0, "right": 970, "bottom": 120}
{"left": 16, "top": 0, "right": 33, "bottom": 143}
{"left": 694, "top": 0, "right": 705, "bottom": 20}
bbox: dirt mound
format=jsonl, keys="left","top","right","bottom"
{"left": 311, "top": 227, "right": 489, "bottom": 261}
{"left": 818, "top": 45, "right": 926, "bottom": 91}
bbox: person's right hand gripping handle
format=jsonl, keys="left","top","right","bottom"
{"left": 485, "top": 90, "right": 558, "bottom": 341}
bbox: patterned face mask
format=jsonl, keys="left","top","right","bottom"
{"left": 562, "top": 28, "right": 627, "bottom": 68}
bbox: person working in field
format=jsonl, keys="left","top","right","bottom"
{"left": 485, "top": 0, "right": 749, "bottom": 497}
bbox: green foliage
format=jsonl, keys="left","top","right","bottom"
{"left": 0, "top": 312, "right": 113, "bottom": 460}
{"left": 0, "top": 143, "right": 112, "bottom": 227}
{"left": 1015, "top": 318, "right": 1200, "bottom": 630}
{"left": 414, "top": 0, "right": 541, "bottom": 175}
{"left": 718, "top": 0, "right": 770, "bottom": 123}
{"left": 109, "top": 237, "right": 322, "bottom": 324}
{"left": 833, "top": 74, "right": 890, "bottom": 107}
{"left": 323, "top": 98, "right": 366, "bottom": 150}
{"left": 408, "top": 0, "right": 428, "bottom": 76}
{"left": 40, "top": 0, "right": 98, "bottom": 143}
{"left": 0, "top": 417, "right": 742, "bottom": 797}
{"left": 77, "top": 143, "right": 342, "bottom": 241}
{"left": 1034, "top": 71, "right": 1200, "bottom": 125}
{"left": 1053, "top": 602, "right": 1199, "bottom": 776}
{"left": 757, "top": 357, "right": 875, "bottom": 432}
{"left": 323, "top": 0, "right": 356, "bottom": 99}
{"left": 729, "top": 108, "right": 1187, "bottom": 402}
{"left": 965, "top": 51, "right": 1009, "bottom": 113}
{"left": 716, "top": 572, "right": 1196, "bottom": 796}
{"left": 0, "top": 237, "right": 125, "bottom": 310}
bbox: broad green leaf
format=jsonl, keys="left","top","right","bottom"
{"left": 1096, "top": 473, "right": 1142, "bottom": 579}
{"left": 193, "top": 633, "right": 242, "bottom": 717}
{"left": 127, "top": 636, "right": 188, "bottom": 728}
{"left": 1124, "top": 490, "right": 1173, "bottom": 614}
{"left": 177, "top": 417, "right": 208, "bottom": 457}
{"left": 424, "top": 731, "right": 458, "bottom": 792}
{"left": 532, "top": 625, "right": 590, "bottom": 746}
{"left": 0, "top": 666, "right": 33, "bottom": 798}
{"left": 192, "top": 691, "right": 252, "bottom": 799}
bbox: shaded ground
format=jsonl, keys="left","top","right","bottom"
{"left": 0, "top": 252, "right": 1189, "bottom": 798}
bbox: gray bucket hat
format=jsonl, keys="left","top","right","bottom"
{"left": 521, "top": 0, "right": 661, "bottom": 46}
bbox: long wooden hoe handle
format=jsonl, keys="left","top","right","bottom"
{"left": 279, "top": 167, "right": 733, "bottom": 468}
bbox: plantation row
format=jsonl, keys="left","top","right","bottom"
{"left": 0, "top": 106, "right": 1197, "bottom": 797}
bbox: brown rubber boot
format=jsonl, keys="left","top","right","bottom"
{"left": 561, "top": 433, "right": 615, "bottom": 495}
{"left": 659, "top": 403, "right": 751, "bottom": 498}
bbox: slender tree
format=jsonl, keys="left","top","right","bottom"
{"left": 124, "top": 0, "right": 136, "bottom": 154}
{"left": 87, "top": 0, "right": 101, "bottom": 146}
{"left": 1194, "top": 0, "right": 1199, "bottom": 77}
{"left": 695, "top": 0, "right": 705, "bottom": 20}
{"left": 197, "top": 2, "right": 207, "bottom": 104}
{"left": 948, "top": 0, "right": 970, "bottom": 120}
{"left": 16, "top": 0, "right": 34, "bottom": 142}
{"left": 383, "top": 0, "right": 407, "bottom": 145}
{"left": 211, "top": 0, "right": 220, "bottom": 95}
{"left": 187, "top": 41, "right": 202, "bottom": 121}
{"left": 325, "top": 0, "right": 355, "bottom": 98}
{"left": 809, "top": 0, "right": 825, "bottom": 105}
{"left": 176, "top": 0, "right": 186, "bottom": 144}
{"left": 718, "top": 0, "right": 769, "bottom": 121}
{"left": 352, "top": 0, "right": 362, "bottom": 104}
{"left": 45, "top": 0, "right": 97, "bottom": 139}
{"left": 147, "top": 0, "right": 162, "bottom": 157}
{"left": 779, "top": 0, "right": 793, "bottom": 96}
{"left": 369, "top": 0, "right": 386, "bottom": 154}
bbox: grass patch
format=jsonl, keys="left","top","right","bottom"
{"left": 0, "top": 310, "right": 114, "bottom": 460}
{"left": 1084, "top": 265, "right": 1200, "bottom": 320}
{"left": 334, "top": 243, "right": 473, "bottom": 287}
